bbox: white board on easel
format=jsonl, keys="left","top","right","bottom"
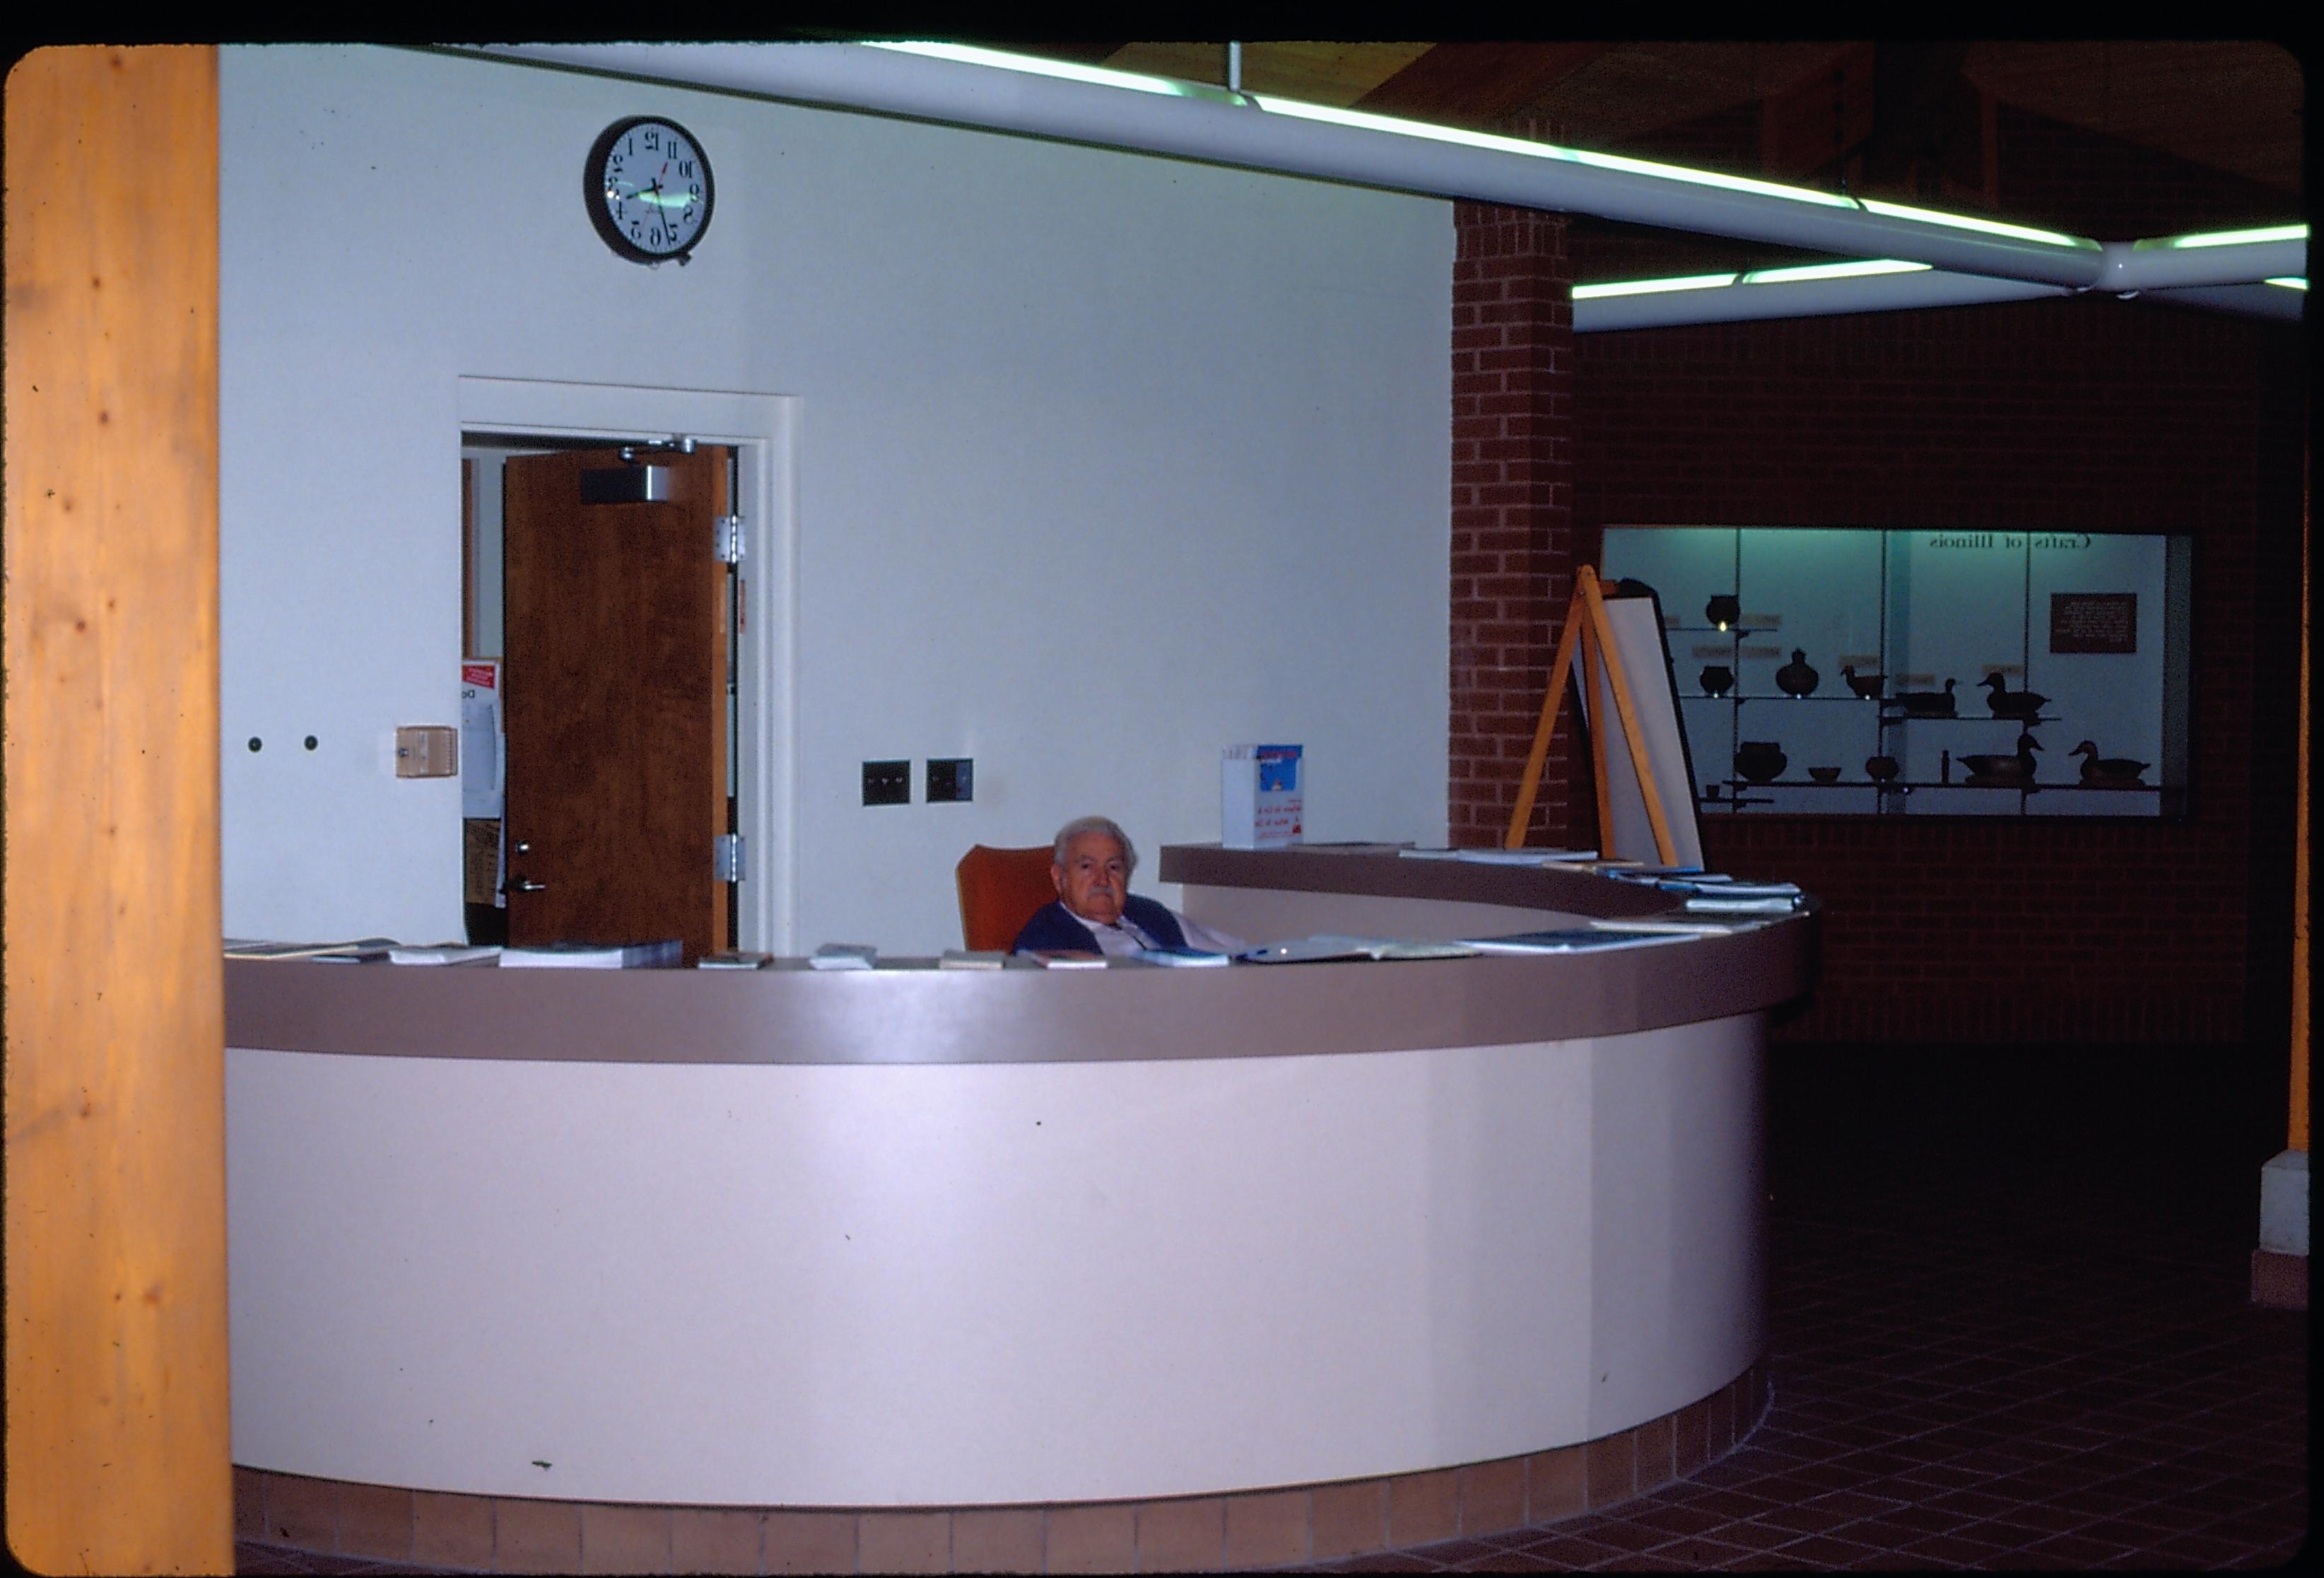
{"left": 1578, "top": 583, "right": 1706, "bottom": 869}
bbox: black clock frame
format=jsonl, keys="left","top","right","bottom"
{"left": 585, "top": 116, "right": 715, "bottom": 265}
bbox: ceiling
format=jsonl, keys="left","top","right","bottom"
{"left": 993, "top": 40, "right": 2304, "bottom": 268}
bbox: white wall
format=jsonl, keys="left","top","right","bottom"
{"left": 219, "top": 46, "right": 1451, "bottom": 952}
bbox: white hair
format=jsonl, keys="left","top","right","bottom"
{"left": 1052, "top": 815, "right": 1136, "bottom": 879}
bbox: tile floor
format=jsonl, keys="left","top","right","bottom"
{"left": 237, "top": 1041, "right": 2308, "bottom": 1574}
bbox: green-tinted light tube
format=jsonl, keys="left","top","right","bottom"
{"left": 2164, "top": 224, "right": 2308, "bottom": 249}
{"left": 866, "top": 40, "right": 1189, "bottom": 96}
{"left": 1855, "top": 198, "right": 2091, "bottom": 250}
{"left": 1254, "top": 95, "right": 1860, "bottom": 210}
{"left": 1743, "top": 259, "right": 1932, "bottom": 285}
{"left": 2265, "top": 276, "right": 2308, "bottom": 291}
{"left": 1573, "top": 272, "right": 1739, "bottom": 300}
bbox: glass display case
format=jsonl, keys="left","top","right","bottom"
{"left": 1600, "top": 527, "right": 2190, "bottom": 817}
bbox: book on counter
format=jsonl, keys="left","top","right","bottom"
{"left": 1134, "top": 946, "right": 1233, "bottom": 967}
{"left": 939, "top": 949, "right": 1009, "bottom": 969}
{"left": 1683, "top": 895, "right": 1803, "bottom": 915}
{"left": 698, "top": 951, "right": 773, "bottom": 969}
{"left": 500, "top": 939, "right": 684, "bottom": 969}
{"left": 1028, "top": 949, "right": 1108, "bottom": 969}
{"left": 1237, "top": 935, "right": 1480, "bottom": 964}
{"left": 225, "top": 936, "right": 398, "bottom": 961}
{"left": 806, "top": 942, "right": 878, "bottom": 970}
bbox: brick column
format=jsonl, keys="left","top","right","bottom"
{"left": 1449, "top": 202, "right": 1578, "bottom": 847}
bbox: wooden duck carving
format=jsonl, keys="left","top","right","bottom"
{"left": 1841, "top": 664, "right": 1884, "bottom": 699}
{"left": 1960, "top": 730, "right": 2041, "bottom": 784}
{"left": 2071, "top": 740, "right": 2149, "bottom": 785}
{"left": 1980, "top": 671, "right": 2049, "bottom": 721}
{"left": 1889, "top": 677, "right": 1957, "bottom": 718}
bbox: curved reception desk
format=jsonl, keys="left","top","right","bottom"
{"left": 227, "top": 846, "right": 1816, "bottom": 1567}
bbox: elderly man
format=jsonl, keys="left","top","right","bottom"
{"left": 1011, "top": 816, "right": 1243, "bottom": 957}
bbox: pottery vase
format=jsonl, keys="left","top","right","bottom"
{"left": 1698, "top": 664, "right": 1735, "bottom": 697}
{"left": 1776, "top": 648, "right": 1820, "bottom": 698}
{"left": 1735, "top": 741, "right": 1787, "bottom": 784}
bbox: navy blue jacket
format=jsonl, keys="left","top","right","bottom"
{"left": 1012, "top": 895, "right": 1188, "bottom": 954}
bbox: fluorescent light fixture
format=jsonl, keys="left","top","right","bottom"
{"left": 1578, "top": 259, "right": 1932, "bottom": 300}
{"left": 875, "top": 45, "right": 2117, "bottom": 247}
{"left": 2265, "top": 276, "right": 2308, "bottom": 291}
{"left": 1742, "top": 259, "right": 1932, "bottom": 285}
{"left": 1574, "top": 272, "right": 1739, "bottom": 300}
{"left": 1251, "top": 94, "right": 1864, "bottom": 211}
{"left": 2160, "top": 223, "right": 2308, "bottom": 250}
{"left": 1854, "top": 198, "right": 2091, "bottom": 250}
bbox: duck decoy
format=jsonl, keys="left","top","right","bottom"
{"left": 1980, "top": 671, "right": 2049, "bottom": 720}
{"left": 1776, "top": 649, "right": 1821, "bottom": 698}
{"left": 1842, "top": 664, "right": 1884, "bottom": 699}
{"left": 1888, "top": 678, "right": 1958, "bottom": 718}
{"left": 1959, "top": 730, "right": 2042, "bottom": 784}
{"left": 2071, "top": 740, "right": 2149, "bottom": 785}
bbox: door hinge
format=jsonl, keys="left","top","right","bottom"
{"left": 715, "top": 833, "right": 746, "bottom": 882}
{"left": 715, "top": 515, "right": 745, "bottom": 565}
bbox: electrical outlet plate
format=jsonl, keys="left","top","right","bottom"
{"left": 862, "top": 759, "right": 911, "bottom": 806}
{"left": 926, "top": 758, "right": 973, "bottom": 802}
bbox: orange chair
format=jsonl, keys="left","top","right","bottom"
{"left": 955, "top": 844, "right": 1059, "bottom": 951}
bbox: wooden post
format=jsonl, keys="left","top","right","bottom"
{"left": 4, "top": 45, "right": 233, "bottom": 1575}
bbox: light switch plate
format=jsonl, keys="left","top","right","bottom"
{"left": 862, "top": 759, "right": 910, "bottom": 805}
{"left": 927, "top": 758, "right": 973, "bottom": 802}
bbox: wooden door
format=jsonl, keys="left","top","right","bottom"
{"left": 501, "top": 445, "right": 731, "bottom": 962}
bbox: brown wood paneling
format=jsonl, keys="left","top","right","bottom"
{"left": 4, "top": 44, "right": 233, "bottom": 1575}
{"left": 1356, "top": 42, "right": 1609, "bottom": 125}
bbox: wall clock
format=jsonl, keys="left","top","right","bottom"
{"left": 586, "top": 116, "right": 715, "bottom": 265}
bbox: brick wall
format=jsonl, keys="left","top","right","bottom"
{"left": 1448, "top": 202, "right": 1580, "bottom": 848}
{"left": 1568, "top": 297, "right": 2305, "bottom": 1046}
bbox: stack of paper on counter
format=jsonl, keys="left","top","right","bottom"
{"left": 1588, "top": 916, "right": 1761, "bottom": 935}
{"left": 1458, "top": 928, "right": 1697, "bottom": 954}
{"left": 1028, "top": 949, "right": 1108, "bottom": 969}
{"left": 1237, "top": 935, "right": 1481, "bottom": 964}
{"left": 1134, "top": 947, "right": 1233, "bottom": 967}
{"left": 698, "top": 952, "right": 773, "bottom": 969}
{"left": 806, "top": 943, "right": 878, "bottom": 970}
{"left": 501, "top": 939, "right": 684, "bottom": 969}
{"left": 939, "top": 949, "right": 1008, "bottom": 969}
{"left": 387, "top": 944, "right": 503, "bottom": 966}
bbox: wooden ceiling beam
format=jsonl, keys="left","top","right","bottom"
{"left": 1355, "top": 41, "right": 1612, "bottom": 125}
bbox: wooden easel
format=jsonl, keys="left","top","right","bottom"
{"left": 1503, "top": 563, "right": 1682, "bottom": 862}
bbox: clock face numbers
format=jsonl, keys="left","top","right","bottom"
{"left": 589, "top": 117, "right": 714, "bottom": 264}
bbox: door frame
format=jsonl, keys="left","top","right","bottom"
{"left": 457, "top": 376, "right": 798, "bottom": 954}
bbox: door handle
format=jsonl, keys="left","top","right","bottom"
{"left": 507, "top": 877, "right": 547, "bottom": 894}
